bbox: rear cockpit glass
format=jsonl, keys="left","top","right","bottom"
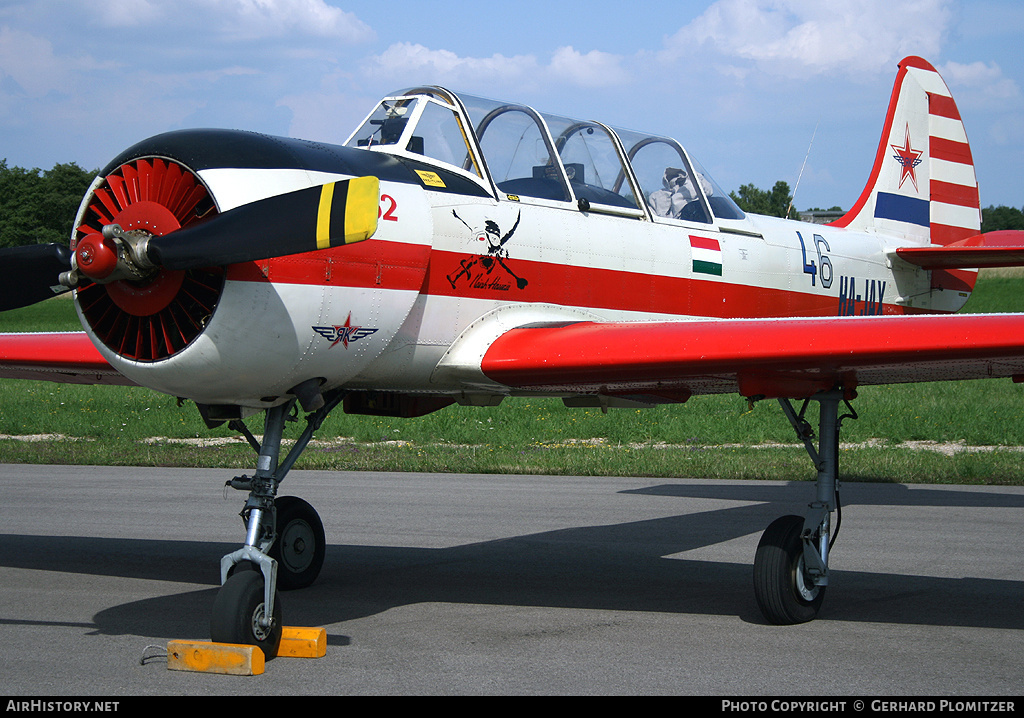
{"left": 547, "top": 118, "right": 641, "bottom": 210}
{"left": 472, "top": 104, "right": 570, "bottom": 202}
{"left": 620, "top": 134, "right": 709, "bottom": 222}
{"left": 611, "top": 127, "right": 746, "bottom": 223}
{"left": 687, "top": 155, "right": 745, "bottom": 220}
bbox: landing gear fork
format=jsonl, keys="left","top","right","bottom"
{"left": 753, "top": 388, "right": 856, "bottom": 624}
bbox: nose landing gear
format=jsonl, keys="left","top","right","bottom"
{"left": 209, "top": 390, "right": 342, "bottom": 656}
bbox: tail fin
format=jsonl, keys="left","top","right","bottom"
{"left": 832, "top": 56, "right": 981, "bottom": 293}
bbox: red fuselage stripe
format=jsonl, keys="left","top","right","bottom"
{"left": 425, "top": 249, "right": 850, "bottom": 317}
{"left": 224, "top": 239, "right": 901, "bottom": 318}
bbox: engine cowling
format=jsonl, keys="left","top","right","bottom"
{"left": 73, "top": 157, "right": 224, "bottom": 362}
{"left": 71, "top": 130, "right": 434, "bottom": 409}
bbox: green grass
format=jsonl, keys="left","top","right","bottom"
{"left": 2, "top": 274, "right": 1024, "bottom": 483}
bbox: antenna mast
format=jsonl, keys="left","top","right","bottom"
{"left": 787, "top": 120, "right": 819, "bottom": 219}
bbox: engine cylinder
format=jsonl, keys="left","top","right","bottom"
{"left": 73, "top": 157, "right": 224, "bottom": 361}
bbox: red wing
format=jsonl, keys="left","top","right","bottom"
{"left": 479, "top": 314, "right": 1024, "bottom": 401}
{"left": 0, "top": 332, "right": 135, "bottom": 386}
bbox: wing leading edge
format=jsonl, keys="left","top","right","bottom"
{"left": 479, "top": 314, "right": 1024, "bottom": 401}
{"left": 0, "top": 332, "right": 134, "bottom": 386}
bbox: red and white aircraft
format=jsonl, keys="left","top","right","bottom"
{"left": 2, "top": 56, "right": 1024, "bottom": 654}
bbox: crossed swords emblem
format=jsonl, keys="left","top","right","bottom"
{"left": 447, "top": 209, "right": 528, "bottom": 290}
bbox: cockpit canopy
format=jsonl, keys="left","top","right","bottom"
{"left": 345, "top": 86, "right": 744, "bottom": 223}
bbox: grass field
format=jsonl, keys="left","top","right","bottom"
{"left": 2, "top": 272, "right": 1024, "bottom": 484}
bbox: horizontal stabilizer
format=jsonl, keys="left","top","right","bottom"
{"left": 893, "top": 230, "right": 1024, "bottom": 269}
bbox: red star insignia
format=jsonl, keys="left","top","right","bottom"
{"left": 891, "top": 124, "right": 924, "bottom": 192}
{"left": 333, "top": 313, "right": 357, "bottom": 348}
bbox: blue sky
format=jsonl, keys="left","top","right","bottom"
{"left": 1, "top": 0, "right": 1021, "bottom": 211}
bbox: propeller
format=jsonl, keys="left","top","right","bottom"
{"left": 0, "top": 175, "right": 379, "bottom": 312}
{"left": 0, "top": 243, "right": 73, "bottom": 310}
{"left": 142, "top": 175, "right": 379, "bottom": 271}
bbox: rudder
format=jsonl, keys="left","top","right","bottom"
{"left": 832, "top": 56, "right": 981, "bottom": 294}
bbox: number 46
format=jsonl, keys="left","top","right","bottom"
{"left": 798, "top": 231, "right": 833, "bottom": 289}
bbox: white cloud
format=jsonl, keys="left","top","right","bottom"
{"left": 0, "top": 26, "right": 110, "bottom": 98}
{"left": 663, "top": 0, "right": 953, "bottom": 78}
{"left": 363, "top": 42, "right": 630, "bottom": 92}
{"left": 206, "top": 0, "right": 375, "bottom": 42}
{"left": 362, "top": 42, "right": 537, "bottom": 87}
{"left": 549, "top": 46, "right": 629, "bottom": 87}
{"left": 940, "top": 60, "right": 1021, "bottom": 102}
{"left": 12, "top": 0, "right": 375, "bottom": 43}
{"left": 91, "top": 0, "right": 164, "bottom": 26}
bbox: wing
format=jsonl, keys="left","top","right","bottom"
{"left": 470, "top": 314, "right": 1024, "bottom": 401}
{"left": 0, "top": 332, "right": 135, "bottom": 386}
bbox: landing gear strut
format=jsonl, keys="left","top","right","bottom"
{"left": 209, "top": 389, "right": 344, "bottom": 655}
{"left": 753, "top": 389, "right": 856, "bottom": 624}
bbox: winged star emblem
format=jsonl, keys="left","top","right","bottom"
{"left": 312, "top": 313, "right": 378, "bottom": 348}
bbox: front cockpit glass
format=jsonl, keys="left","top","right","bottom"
{"left": 345, "top": 95, "right": 483, "bottom": 179}
{"left": 347, "top": 98, "right": 416, "bottom": 149}
{"left": 411, "top": 100, "right": 482, "bottom": 176}
{"left": 464, "top": 96, "right": 643, "bottom": 210}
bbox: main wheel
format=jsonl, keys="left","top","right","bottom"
{"left": 270, "top": 496, "right": 325, "bottom": 590}
{"left": 753, "top": 514, "right": 826, "bottom": 625}
{"left": 210, "top": 564, "right": 283, "bottom": 657}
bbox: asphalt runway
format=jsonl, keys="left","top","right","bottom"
{"left": 1, "top": 462, "right": 1022, "bottom": 696}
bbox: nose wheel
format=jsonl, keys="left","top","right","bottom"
{"left": 210, "top": 562, "right": 283, "bottom": 656}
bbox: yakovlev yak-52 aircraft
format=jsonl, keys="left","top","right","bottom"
{"left": 2, "top": 56, "right": 1024, "bottom": 655}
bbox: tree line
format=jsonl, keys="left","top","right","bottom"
{"left": 1, "top": 161, "right": 1022, "bottom": 248}
{"left": 0, "top": 160, "right": 97, "bottom": 248}
{"left": 729, "top": 178, "right": 1024, "bottom": 232}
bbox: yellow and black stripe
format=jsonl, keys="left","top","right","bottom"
{"left": 148, "top": 176, "right": 380, "bottom": 270}
{"left": 316, "top": 176, "right": 379, "bottom": 250}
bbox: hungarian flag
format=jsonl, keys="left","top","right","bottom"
{"left": 690, "top": 236, "right": 722, "bottom": 276}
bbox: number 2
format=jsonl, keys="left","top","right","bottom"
{"left": 379, "top": 194, "right": 398, "bottom": 222}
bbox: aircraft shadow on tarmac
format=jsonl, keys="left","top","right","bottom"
{"left": 1, "top": 481, "right": 1022, "bottom": 640}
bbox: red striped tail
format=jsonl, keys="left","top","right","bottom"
{"left": 832, "top": 56, "right": 981, "bottom": 298}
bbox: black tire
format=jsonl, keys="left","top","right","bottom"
{"left": 269, "top": 496, "right": 325, "bottom": 590}
{"left": 753, "top": 514, "right": 826, "bottom": 625}
{"left": 210, "top": 566, "right": 283, "bottom": 658}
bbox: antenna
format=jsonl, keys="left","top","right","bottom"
{"left": 787, "top": 120, "right": 819, "bottom": 219}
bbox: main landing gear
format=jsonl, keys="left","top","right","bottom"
{"left": 752, "top": 389, "right": 857, "bottom": 624}
{"left": 209, "top": 389, "right": 344, "bottom": 657}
